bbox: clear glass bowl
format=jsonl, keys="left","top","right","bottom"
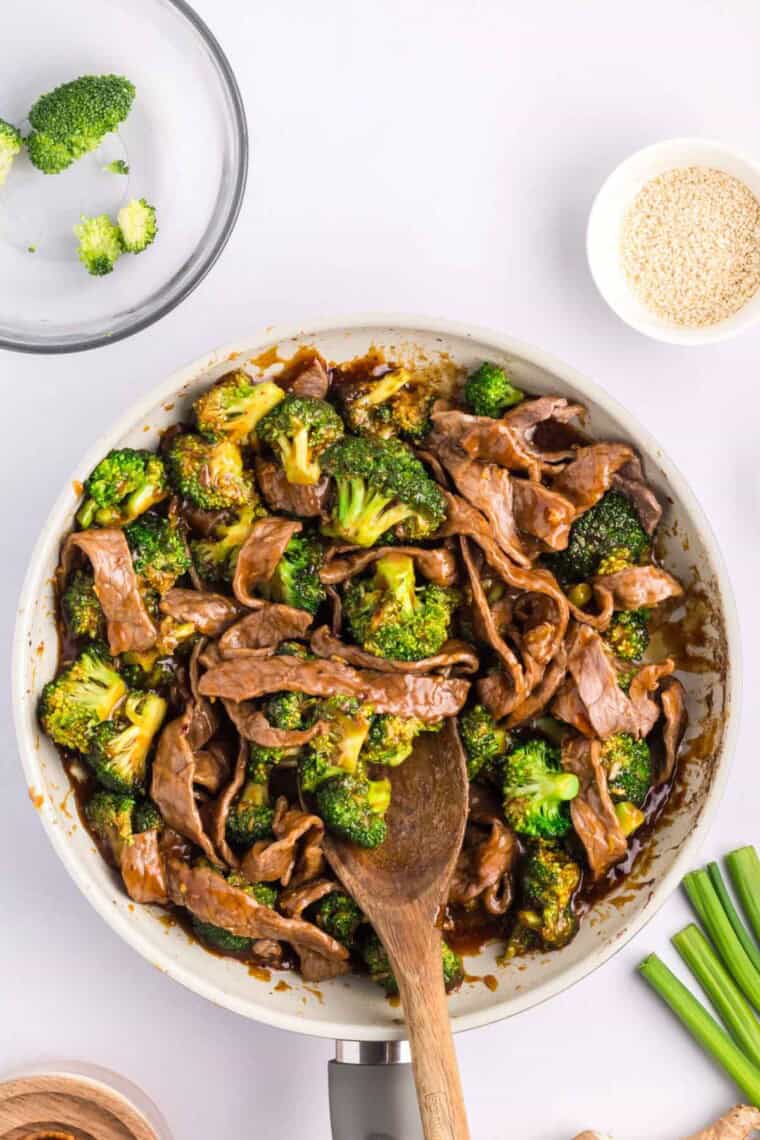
{"left": 0, "top": 0, "right": 248, "bottom": 353}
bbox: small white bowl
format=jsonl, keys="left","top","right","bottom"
{"left": 587, "top": 138, "right": 760, "bottom": 345}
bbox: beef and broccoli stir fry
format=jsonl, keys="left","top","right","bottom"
{"left": 39, "top": 349, "right": 688, "bottom": 988}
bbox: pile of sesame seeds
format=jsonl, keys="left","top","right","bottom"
{"left": 620, "top": 166, "right": 760, "bottom": 327}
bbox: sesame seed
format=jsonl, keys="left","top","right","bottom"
{"left": 620, "top": 166, "right": 760, "bottom": 327}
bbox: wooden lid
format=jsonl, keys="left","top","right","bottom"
{"left": 0, "top": 1075, "right": 159, "bottom": 1140}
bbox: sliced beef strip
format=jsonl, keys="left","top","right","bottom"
{"left": 120, "top": 830, "right": 169, "bottom": 905}
{"left": 208, "top": 736, "right": 248, "bottom": 868}
{"left": 449, "top": 817, "right": 517, "bottom": 916}
{"left": 241, "top": 797, "right": 326, "bottom": 888}
{"left": 551, "top": 443, "right": 634, "bottom": 513}
{"left": 62, "top": 529, "right": 157, "bottom": 654}
{"left": 659, "top": 676, "right": 687, "bottom": 784}
{"left": 551, "top": 678, "right": 594, "bottom": 737}
{"left": 233, "top": 517, "right": 302, "bottom": 608}
{"left": 321, "top": 544, "right": 459, "bottom": 588}
{"left": 279, "top": 878, "right": 340, "bottom": 919}
{"left": 561, "top": 735, "right": 627, "bottom": 879}
{"left": 460, "top": 537, "right": 527, "bottom": 714}
{"left": 166, "top": 857, "right": 349, "bottom": 981}
{"left": 219, "top": 604, "right": 313, "bottom": 653}
{"left": 150, "top": 709, "right": 221, "bottom": 864}
{"left": 506, "top": 646, "right": 568, "bottom": 728}
{"left": 566, "top": 624, "right": 640, "bottom": 739}
{"left": 161, "top": 588, "right": 241, "bottom": 637}
{"left": 193, "top": 742, "right": 232, "bottom": 794}
{"left": 568, "top": 584, "right": 615, "bottom": 633}
{"left": 432, "top": 398, "right": 583, "bottom": 477}
{"left": 628, "top": 659, "right": 676, "bottom": 739}
{"left": 255, "top": 457, "right": 329, "bottom": 518}
{"left": 593, "top": 564, "right": 683, "bottom": 610}
{"left": 612, "top": 455, "right": 663, "bottom": 535}
{"left": 199, "top": 654, "right": 470, "bottom": 721}
{"left": 511, "top": 478, "right": 576, "bottom": 551}
{"left": 187, "top": 639, "right": 219, "bottom": 751}
{"left": 309, "top": 625, "right": 479, "bottom": 675}
{"left": 289, "top": 355, "right": 330, "bottom": 398}
{"left": 227, "top": 705, "right": 326, "bottom": 748}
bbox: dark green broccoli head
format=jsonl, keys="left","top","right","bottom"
{"left": 315, "top": 774, "right": 389, "bottom": 848}
{"left": 86, "top": 690, "right": 167, "bottom": 793}
{"left": 601, "top": 733, "right": 652, "bottom": 807}
{"left": 502, "top": 841, "right": 581, "bottom": 957}
{"left": 27, "top": 75, "right": 135, "bottom": 174}
{"left": 190, "top": 501, "right": 263, "bottom": 584}
{"left": 263, "top": 533, "right": 326, "bottom": 615}
{"left": 194, "top": 373, "right": 285, "bottom": 444}
{"left": 343, "top": 552, "right": 459, "bottom": 661}
{"left": 257, "top": 394, "right": 344, "bottom": 485}
{"left": 226, "top": 776, "right": 275, "bottom": 850}
{"left": 0, "top": 118, "right": 22, "bottom": 186}
{"left": 463, "top": 362, "right": 525, "bottom": 418}
{"left": 360, "top": 932, "right": 463, "bottom": 995}
{"left": 503, "top": 738, "right": 579, "bottom": 839}
{"left": 248, "top": 742, "right": 286, "bottom": 781}
{"left": 192, "top": 920, "right": 251, "bottom": 953}
{"left": 39, "top": 646, "right": 127, "bottom": 752}
{"left": 337, "top": 367, "right": 434, "bottom": 441}
{"left": 321, "top": 436, "right": 447, "bottom": 547}
{"left": 125, "top": 512, "right": 191, "bottom": 595}
{"left": 275, "top": 640, "right": 312, "bottom": 659}
{"left": 362, "top": 713, "right": 440, "bottom": 767}
{"left": 545, "top": 491, "right": 649, "bottom": 585}
{"left": 441, "top": 941, "right": 465, "bottom": 993}
{"left": 604, "top": 608, "right": 650, "bottom": 662}
{"left": 315, "top": 891, "right": 364, "bottom": 947}
{"left": 459, "top": 704, "right": 509, "bottom": 780}
{"left": 86, "top": 789, "right": 135, "bottom": 862}
{"left": 133, "top": 799, "right": 163, "bottom": 833}
{"left": 265, "top": 689, "right": 316, "bottom": 731}
{"left": 120, "top": 652, "right": 175, "bottom": 694}
{"left": 227, "top": 871, "right": 278, "bottom": 908}
{"left": 62, "top": 569, "right": 105, "bottom": 641}
{"left": 77, "top": 449, "right": 168, "bottom": 528}
{"left": 299, "top": 698, "right": 372, "bottom": 792}
{"left": 166, "top": 433, "right": 255, "bottom": 511}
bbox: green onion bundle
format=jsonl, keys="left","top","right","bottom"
{"left": 639, "top": 845, "right": 760, "bottom": 1106}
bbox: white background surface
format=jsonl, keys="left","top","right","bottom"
{"left": 1, "top": 2, "right": 759, "bottom": 1137}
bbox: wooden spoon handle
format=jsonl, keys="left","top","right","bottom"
{"left": 393, "top": 928, "right": 471, "bottom": 1140}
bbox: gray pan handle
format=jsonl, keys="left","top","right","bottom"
{"left": 329, "top": 1041, "right": 422, "bottom": 1140}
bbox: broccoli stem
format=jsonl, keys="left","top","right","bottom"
{"left": 708, "top": 860, "right": 760, "bottom": 976}
{"left": 672, "top": 924, "right": 760, "bottom": 1069}
{"left": 727, "top": 846, "right": 760, "bottom": 946}
{"left": 638, "top": 953, "right": 760, "bottom": 1104}
{"left": 683, "top": 869, "right": 760, "bottom": 1012}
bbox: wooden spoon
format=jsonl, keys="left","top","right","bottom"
{"left": 323, "top": 718, "right": 471, "bottom": 1140}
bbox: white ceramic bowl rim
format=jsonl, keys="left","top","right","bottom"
{"left": 12, "top": 314, "right": 741, "bottom": 1040}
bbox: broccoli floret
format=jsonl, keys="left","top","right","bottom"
{"left": 190, "top": 502, "right": 263, "bottom": 584}
{"left": 192, "top": 920, "right": 252, "bottom": 954}
{"left": 62, "top": 569, "right": 105, "bottom": 641}
{"left": 604, "top": 608, "right": 650, "bottom": 662}
{"left": 615, "top": 800, "right": 646, "bottom": 837}
{"left": 227, "top": 871, "right": 278, "bottom": 908}
{"left": 77, "top": 448, "right": 168, "bottom": 529}
{"left": 545, "top": 491, "right": 649, "bottom": 585}
{"left": 360, "top": 932, "right": 463, "bottom": 995}
{"left": 463, "top": 362, "right": 525, "bottom": 418}
{"left": 120, "top": 653, "right": 174, "bottom": 694}
{"left": 601, "top": 733, "right": 652, "bottom": 807}
{"left": 133, "top": 798, "right": 163, "bottom": 833}
{"left": 362, "top": 713, "right": 441, "bottom": 768}
{"left": 166, "top": 433, "right": 254, "bottom": 511}
{"left": 26, "top": 75, "right": 135, "bottom": 174}
{"left": 86, "top": 690, "right": 167, "bottom": 793}
{"left": 74, "top": 213, "right": 124, "bottom": 276}
{"left": 337, "top": 367, "right": 434, "bottom": 441}
{"left": 459, "top": 704, "right": 509, "bottom": 780}
{"left": 502, "top": 738, "right": 580, "bottom": 839}
{"left": 104, "top": 158, "right": 129, "bottom": 175}
{"left": 194, "top": 373, "right": 285, "bottom": 444}
{"left": 501, "top": 841, "right": 581, "bottom": 958}
{"left": 257, "top": 395, "right": 344, "bottom": 486}
{"left": 315, "top": 774, "right": 390, "bottom": 848}
{"left": 314, "top": 892, "right": 364, "bottom": 947}
{"left": 86, "top": 789, "right": 135, "bottom": 862}
{"left": 265, "top": 689, "right": 316, "bottom": 731}
{"left": 125, "top": 512, "right": 191, "bottom": 595}
{"left": 226, "top": 747, "right": 279, "bottom": 850}
{"left": 0, "top": 118, "right": 22, "bottom": 186}
{"left": 262, "top": 532, "right": 326, "bottom": 615}
{"left": 299, "top": 698, "right": 372, "bottom": 791}
{"left": 343, "top": 552, "right": 458, "bottom": 661}
{"left": 321, "top": 436, "right": 447, "bottom": 547}
{"left": 117, "top": 198, "right": 157, "bottom": 253}
{"left": 39, "top": 646, "right": 127, "bottom": 752}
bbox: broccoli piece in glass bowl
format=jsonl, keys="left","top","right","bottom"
{"left": 86, "top": 690, "right": 167, "bottom": 794}
{"left": 502, "top": 738, "right": 579, "bottom": 839}
{"left": 77, "top": 448, "right": 168, "bottom": 529}
{"left": 463, "top": 362, "right": 524, "bottom": 418}
{"left": 39, "top": 646, "right": 127, "bottom": 753}
{"left": 0, "top": 118, "right": 22, "bottom": 186}
{"left": 117, "top": 198, "right": 157, "bottom": 253}
{"left": 343, "top": 552, "right": 458, "bottom": 662}
{"left": 194, "top": 372, "right": 285, "bottom": 444}
{"left": 74, "top": 214, "right": 124, "bottom": 276}
{"left": 256, "top": 394, "right": 345, "bottom": 485}
{"left": 320, "top": 436, "right": 447, "bottom": 547}
{"left": 26, "top": 74, "right": 135, "bottom": 174}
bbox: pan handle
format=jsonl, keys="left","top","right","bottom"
{"left": 329, "top": 1041, "right": 422, "bottom": 1140}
